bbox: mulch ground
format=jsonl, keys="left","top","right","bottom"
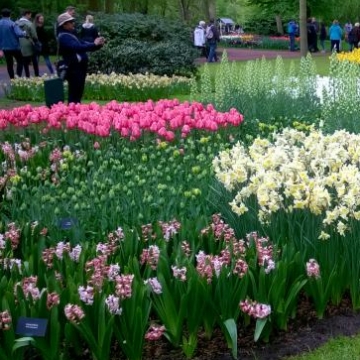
{"left": 139, "top": 295, "right": 360, "bottom": 360}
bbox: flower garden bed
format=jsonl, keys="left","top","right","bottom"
{"left": 2, "top": 53, "right": 360, "bottom": 360}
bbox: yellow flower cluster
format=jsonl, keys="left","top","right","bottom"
{"left": 86, "top": 72, "right": 191, "bottom": 89}
{"left": 213, "top": 128, "right": 360, "bottom": 237}
{"left": 337, "top": 48, "right": 360, "bottom": 64}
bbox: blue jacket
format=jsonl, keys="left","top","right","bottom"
{"left": 329, "top": 24, "right": 342, "bottom": 41}
{"left": 58, "top": 29, "right": 99, "bottom": 66}
{"left": 0, "top": 17, "right": 25, "bottom": 51}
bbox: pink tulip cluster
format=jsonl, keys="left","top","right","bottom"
{"left": 0, "top": 100, "right": 243, "bottom": 141}
{"left": 240, "top": 299, "right": 272, "bottom": 319}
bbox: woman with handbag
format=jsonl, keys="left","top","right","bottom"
{"left": 34, "top": 13, "right": 54, "bottom": 75}
{"left": 57, "top": 12, "right": 105, "bottom": 103}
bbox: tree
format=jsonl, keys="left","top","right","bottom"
{"left": 299, "top": 0, "right": 307, "bottom": 56}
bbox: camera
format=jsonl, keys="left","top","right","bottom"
{"left": 56, "top": 62, "right": 68, "bottom": 80}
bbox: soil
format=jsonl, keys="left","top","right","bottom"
{"left": 137, "top": 295, "right": 360, "bottom": 360}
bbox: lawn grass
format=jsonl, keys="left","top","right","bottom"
{"left": 207, "top": 50, "right": 332, "bottom": 77}
{"left": 288, "top": 335, "right": 360, "bottom": 360}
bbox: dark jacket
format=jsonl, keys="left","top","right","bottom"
{"left": 36, "top": 25, "right": 51, "bottom": 55}
{"left": 57, "top": 29, "right": 99, "bottom": 67}
{"left": 80, "top": 23, "right": 99, "bottom": 43}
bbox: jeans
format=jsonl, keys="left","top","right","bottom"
{"left": 207, "top": 41, "right": 217, "bottom": 62}
{"left": 3, "top": 49, "right": 23, "bottom": 79}
{"left": 38, "top": 55, "right": 54, "bottom": 74}
{"left": 289, "top": 34, "right": 295, "bottom": 51}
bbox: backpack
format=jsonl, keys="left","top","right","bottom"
{"left": 206, "top": 25, "right": 214, "bottom": 40}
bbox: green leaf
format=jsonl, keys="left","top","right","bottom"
{"left": 223, "top": 318, "right": 238, "bottom": 359}
{"left": 254, "top": 318, "right": 268, "bottom": 342}
{"left": 12, "top": 337, "right": 34, "bottom": 352}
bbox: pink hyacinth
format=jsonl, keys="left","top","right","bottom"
{"left": 306, "top": 259, "right": 321, "bottom": 279}
{"left": 240, "top": 299, "right": 271, "bottom": 319}
{"left": 47, "top": 292, "right": 60, "bottom": 310}
{"left": 0, "top": 310, "right": 12, "bottom": 330}
{"left": 140, "top": 245, "right": 160, "bottom": 270}
{"left": 105, "top": 294, "right": 122, "bottom": 315}
{"left": 171, "top": 265, "right": 187, "bottom": 281}
{"left": 233, "top": 258, "right": 249, "bottom": 278}
{"left": 115, "top": 274, "right": 134, "bottom": 299}
{"left": 4, "top": 222, "right": 21, "bottom": 250}
{"left": 78, "top": 285, "right": 94, "bottom": 305}
{"left": 145, "top": 324, "right": 166, "bottom": 341}
{"left": 16, "top": 276, "right": 40, "bottom": 301}
{"left": 64, "top": 304, "right": 85, "bottom": 324}
{"left": 144, "top": 277, "right": 162, "bottom": 294}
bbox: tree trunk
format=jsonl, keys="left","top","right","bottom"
{"left": 88, "top": 0, "right": 100, "bottom": 11}
{"left": 299, "top": 0, "right": 308, "bottom": 57}
{"left": 105, "top": 0, "right": 115, "bottom": 13}
{"left": 201, "top": 0, "right": 216, "bottom": 22}
{"left": 275, "top": 14, "right": 283, "bottom": 35}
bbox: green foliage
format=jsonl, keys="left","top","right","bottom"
{"left": 322, "top": 54, "right": 360, "bottom": 134}
{"left": 87, "top": 12, "right": 198, "bottom": 77}
{"left": 196, "top": 51, "right": 321, "bottom": 135}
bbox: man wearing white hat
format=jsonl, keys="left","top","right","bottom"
{"left": 56, "top": 12, "right": 105, "bottom": 103}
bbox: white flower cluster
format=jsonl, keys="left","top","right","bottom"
{"left": 213, "top": 128, "right": 360, "bottom": 238}
{"left": 86, "top": 72, "right": 191, "bottom": 89}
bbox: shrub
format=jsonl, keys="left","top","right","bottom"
{"left": 87, "top": 13, "right": 198, "bottom": 77}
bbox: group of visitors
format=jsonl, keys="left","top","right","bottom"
{"left": 0, "top": 6, "right": 105, "bottom": 103}
{"left": 288, "top": 18, "right": 360, "bottom": 54}
{"left": 193, "top": 18, "right": 220, "bottom": 63}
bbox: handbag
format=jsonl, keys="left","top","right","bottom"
{"left": 33, "top": 40, "right": 42, "bottom": 54}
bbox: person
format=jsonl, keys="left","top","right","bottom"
{"left": 57, "top": 12, "right": 105, "bottom": 103}
{"left": 193, "top": 20, "right": 206, "bottom": 57}
{"left": 287, "top": 20, "right": 297, "bottom": 51}
{"left": 0, "top": 8, "right": 26, "bottom": 79}
{"left": 307, "top": 18, "right": 317, "bottom": 52}
{"left": 319, "top": 22, "right": 327, "bottom": 53}
{"left": 34, "top": 13, "right": 54, "bottom": 75}
{"left": 329, "top": 20, "right": 342, "bottom": 53}
{"left": 206, "top": 18, "right": 220, "bottom": 63}
{"left": 80, "top": 15, "right": 99, "bottom": 43}
{"left": 311, "top": 17, "right": 320, "bottom": 52}
{"left": 344, "top": 20, "right": 353, "bottom": 51}
{"left": 348, "top": 22, "right": 360, "bottom": 50}
{"left": 55, "top": 5, "right": 77, "bottom": 36}
{"left": 16, "top": 10, "right": 40, "bottom": 77}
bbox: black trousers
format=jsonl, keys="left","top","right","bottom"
{"left": 66, "top": 61, "right": 88, "bottom": 104}
{"left": 22, "top": 55, "right": 40, "bottom": 77}
{"left": 3, "top": 49, "right": 23, "bottom": 79}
